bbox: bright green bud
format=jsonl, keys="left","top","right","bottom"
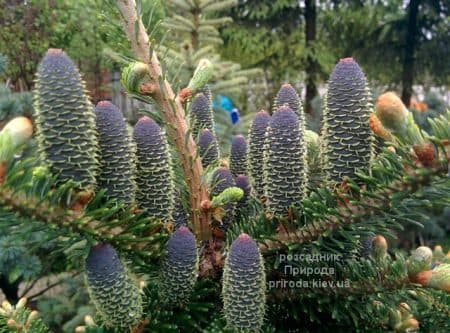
{"left": 187, "top": 59, "right": 214, "bottom": 93}
{"left": 211, "top": 187, "right": 244, "bottom": 208}
{"left": 121, "top": 61, "right": 150, "bottom": 94}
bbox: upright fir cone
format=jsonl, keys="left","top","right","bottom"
{"left": 210, "top": 167, "right": 236, "bottom": 231}
{"left": 248, "top": 110, "right": 271, "bottom": 201}
{"left": 33, "top": 49, "right": 99, "bottom": 189}
{"left": 133, "top": 116, "right": 174, "bottom": 221}
{"left": 160, "top": 226, "right": 198, "bottom": 305}
{"left": 94, "top": 101, "right": 137, "bottom": 205}
{"left": 198, "top": 84, "right": 213, "bottom": 105}
{"left": 230, "top": 134, "right": 248, "bottom": 177}
{"left": 190, "top": 92, "right": 215, "bottom": 139}
{"left": 321, "top": 58, "right": 374, "bottom": 184}
{"left": 172, "top": 190, "right": 189, "bottom": 229}
{"left": 198, "top": 128, "right": 219, "bottom": 169}
{"left": 85, "top": 244, "right": 143, "bottom": 330}
{"left": 222, "top": 233, "right": 266, "bottom": 332}
{"left": 273, "top": 83, "right": 305, "bottom": 124}
{"left": 235, "top": 174, "right": 251, "bottom": 212}
{"left": 264, "top": 106, "right": 307, "bottom": 218}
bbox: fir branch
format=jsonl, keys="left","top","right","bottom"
{"left": 0, "top": 159, "right": 167, "bottom": 262}
{"left": 263, "top": 156, "right": 448, "bottom": 250}
{"left": 116, "top": 0, "right": 211, "bottom": 240}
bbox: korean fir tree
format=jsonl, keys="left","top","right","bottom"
{"left": 0, "top": 1, "right": 448, "bottom": 332}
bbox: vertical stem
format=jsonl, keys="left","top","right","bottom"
{"left": 116, "top": 0, "right": 211, "bottom": 240}
{"left": 191, "top": 8, "right": 200, "bottom": 51}
{"left": 401, "top": 0, "right": 420, "bottom": 107}
{"left": 305, "top": 0, "right": 318, "bottom": 115}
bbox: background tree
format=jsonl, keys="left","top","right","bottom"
{"left": 160, "top": 0, "right": 263, "bottom": 103}
{"left": 323, "top": 0, "right": 450, "bottom": 105}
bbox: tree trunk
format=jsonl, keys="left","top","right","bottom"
{"left": 305, "top": 0, "right": 318, "bottom": 115}
{"left": 401, "top": 0, "right": 421, "bottom": 107}
{"left": 0, "top": 275, "right": 20, "bottom": 303}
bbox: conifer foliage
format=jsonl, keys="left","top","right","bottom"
{"left": 0, "top": 1, "right": 449, "bottom": 333}
{"left": 162, "top": 0, "right": 262, "bottom": 95}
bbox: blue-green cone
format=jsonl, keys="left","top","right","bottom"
{"left": 235, "top": 174, "right": 251, "bottom": 212}
{"left": 198, "top": 128, "right": 219, "bottom": 169}
{"left": 248, "top": 110, "right": 271, "bottom": 201}
{"left": 198, "top": 84, "right": 213, "bottom": 105}
{"left": 172, "top": 190, "right": 188, "bottom": 229}
{"left": 264, "top": 106, "right": 307, "bottom": 218}
{"left": 133, "top": 116, "right": 174, "bottom": 221}
{"left": 230, "top": 134, "right": 248, "bottom": 177}
{"left": 222, "top": 233, "right": 266, "bottom": 332}
{"left": 85, "top": 243, "right": 143, "bottom": 330}
{"left": 210, "top": 167, "right": 236, "bottom": 231}
{"left": 94, "top": 101, "right": 137, "bottom": 205}
{"left": 160, "top": 226, "right": 198, "bottom": 305}
{"left": 190, "top": 92, "right": 215, "bottom": 139}
{"left": 322, "top": 58, "right": 374, "bottom": 184}
{"left": 33, "top": 49, "right": 99, "bottom": 189}
{"left": 273, "top": 83, "right": 304, "bottom": 122}
{"left": 359, "top": 234, "right": 375, "bottom": 258}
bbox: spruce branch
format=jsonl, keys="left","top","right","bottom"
{"left": 116, "top": 0, "right": 212, "bottom": 240}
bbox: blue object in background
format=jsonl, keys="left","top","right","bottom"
{"left": 213, "top": 94, "right": 240, "bottom": 125}
{"left": 230, "top": 108, "right": 240, "bottom": 125}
